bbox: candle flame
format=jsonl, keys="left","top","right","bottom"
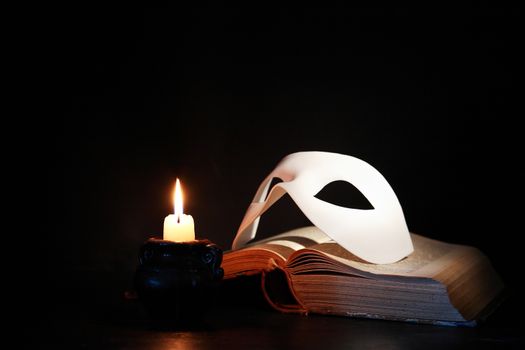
{"left": 174, "top": 178, "right": 183, "bottom": 223}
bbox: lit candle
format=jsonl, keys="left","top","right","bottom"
{"left": 163, "top": 178, "right": 195, "bottom": 242}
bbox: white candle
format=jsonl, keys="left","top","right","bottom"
{"left": 163, "top": 178, "right": 195, "bottom": 242}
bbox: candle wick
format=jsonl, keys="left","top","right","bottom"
{"left": 177, "top": 215, "right": 181, "bottom": 224}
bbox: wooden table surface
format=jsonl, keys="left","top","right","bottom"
{"left": 32, "top": 275, "right": 523, "bottom": 349}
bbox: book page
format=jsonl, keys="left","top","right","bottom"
{"left": 290, "top": 233, "right": 465, "bottom": 277}
{"left": 222, "top": 227, "right": 332, "bottom": 278}
{"left": 242, "top": 226, "right": 333, "bottom": 260}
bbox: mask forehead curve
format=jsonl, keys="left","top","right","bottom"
{"left": 271, "top": 152, "right": 393, "bottom": 209}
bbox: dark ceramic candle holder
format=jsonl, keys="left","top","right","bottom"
{"left": 134, "top": 238, "right": 223, "bottom": 322}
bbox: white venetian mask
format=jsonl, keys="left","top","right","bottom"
{"left": 232, "top": 151, "right": 414, "bottom": 264}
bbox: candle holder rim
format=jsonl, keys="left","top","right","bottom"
{"left": 144, "top": 237, "right": 214, "bottom": 246}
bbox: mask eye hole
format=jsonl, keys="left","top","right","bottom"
{"left": 315, "top": 180, "right": 374, "bottom": 209}
{"left": 264, "top": 177, "right": 283, "bottom": 200}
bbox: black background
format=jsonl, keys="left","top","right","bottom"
{"left": 43, "top": 4, "right": 521, "bottom": 327}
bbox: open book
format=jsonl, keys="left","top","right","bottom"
{"left": 224, "top": 152, "right": 503, "bottom": 325}
{"left": 223, "top": 226, "right": 504, "bottom": 326}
